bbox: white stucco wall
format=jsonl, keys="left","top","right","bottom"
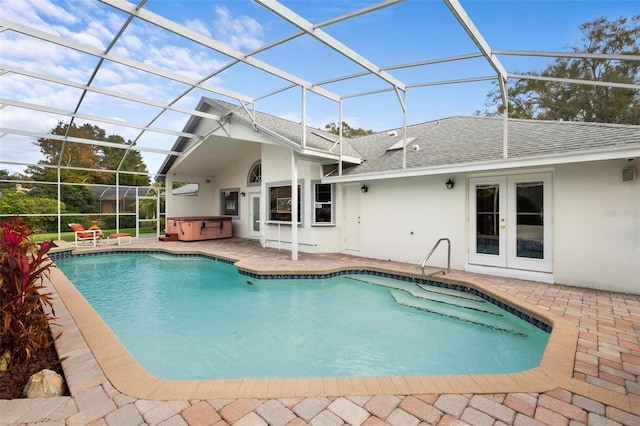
{"left": 165, "top": 175, "right": 217, "bottom": 218}
{"left": 260, "top": 144, "right": 342, "bottom": 251}
{"left": 554, "top": 160, "right": 639, "bottom": 294}
{"left": 355, "top": 175, "right": 467, "bottom": 270}
{"left": 210, "top": 145, "right": 262, "bottom": 237}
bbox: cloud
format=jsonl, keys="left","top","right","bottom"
{"left": 185, "top": 19, "right": 212, "bottom": 38}
{"left": 213, "top": 6, "right": 264, "bottom": 51}
{"left": 0, "top": 0, "right": 76, "bottom": 30}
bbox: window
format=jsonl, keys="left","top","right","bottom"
{"left": 220, "top": 188, "right": 240, "bottom": 219}
{"left": 312, "top": 182, "right": 334, "bottom": 225}
{"left": 247, "top": 161, "right": 261, "bottom": 186}
{"left": 267, "top": 182, "right": 302, "bottom": 223}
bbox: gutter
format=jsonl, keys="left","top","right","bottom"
{"left": 322, "top": 144, "right": 640, "bottom": 183}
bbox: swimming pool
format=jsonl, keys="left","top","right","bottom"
{"left": 54, "top": 252, "right": 550, "bottom": 380}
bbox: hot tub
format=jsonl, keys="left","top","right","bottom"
{"left": 166, "top": 217, "right": 232, "bottom": 241}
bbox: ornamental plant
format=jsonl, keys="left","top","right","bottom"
{"left": 0, "top": 215, "right": 56, "bottom": 369}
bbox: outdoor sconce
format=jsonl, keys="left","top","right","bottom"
{"left": 241, "top": 192, "right": 246, "bottom": 197}
{"left": 361, "top": 185, "right": 368, "bottom": 193}
{"left": 445, "top": 179, "right": 455, "bottom": 189}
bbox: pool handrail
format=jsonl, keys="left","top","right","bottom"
{"left": 421, "top": 238, "right": 451, "bottom": 276}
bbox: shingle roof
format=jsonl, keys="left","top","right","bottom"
{"left": 202, "top": 98, "right": 363, "bottom": 160}
{"left": 162, "top": 98, "right": 639, "bottom": 178}
{"left": 344, "top": 116, "right": 640, "bottom": 175}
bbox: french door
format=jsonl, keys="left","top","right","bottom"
{"left": 469, "top": 173, "right": 552, "bottom": 273}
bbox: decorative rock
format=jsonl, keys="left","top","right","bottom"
{"left": 22, "top": 369, "right": 64, "bottom": 398}
{"left": 0, "top": 349, "right": 11, "bottom": 371}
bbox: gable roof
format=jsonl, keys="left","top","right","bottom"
{"left": 157, "top": 98, "right": 363, "bottom": 178}
{"left": 159, "top": 98, "right": 639, "bottom": 180}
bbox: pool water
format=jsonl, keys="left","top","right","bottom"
{"left": 55, "top": 252, "right": 549, "bottom": 380}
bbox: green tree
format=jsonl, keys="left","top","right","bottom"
{"left": 0, "top": 170, "right": 25, "bottom": 192}
{"left": 481, "top": 15, "right": 639, "bottom": 124}
{"left": 27, "top": 122, "right": 150, "bottom": 185}
{"left": 324, "top": 122, "right": 374, "bottom": 137}
{"left": 0, "top": 191, "right": 63, "bottom": 232}
{"left": 101, "top": 135, "right": 150, "bottom": 186}
{"left": 27, "top": 122, "right": 104, "bottom": 184}
{"left": 25, "top": 122, "right": 151, "bottom": 216}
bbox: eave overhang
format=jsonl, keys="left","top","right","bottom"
{"left": 322, "top": 144, "right": 640, "bottom": 183}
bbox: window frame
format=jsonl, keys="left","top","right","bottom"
{"left": 220, "top": 187, "right": 240, "bottom": 220}
{"left": 311, "top": 181, "right": 335, "bottom": 226}
{"left": 265, "top": 180, "right": 304, "bottom": 225}
{"left": 247, "top": 160, "right": 262, "bottom": 187}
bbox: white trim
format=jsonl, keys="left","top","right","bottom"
{"left": 465, "top": 264, "right": 555, "bottom": 284}
{"left": 323, "top": 145, "right": 640, "bottom": 183}
{"left": 468, "top": 176, "right": 506, "bottom": 267}
{"left": 506, "top": 173, "right": 553, "bottom": 272}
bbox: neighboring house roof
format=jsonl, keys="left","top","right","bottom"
{"left": 159, "top": 97, "right": 640, "bottom": 179}
{"left": 90, "top": 185, "right": 155, "bottom": 200}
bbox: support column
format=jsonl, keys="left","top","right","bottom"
{"left": 503, "top": 84, "right": 509, "bottom": 159}
{"left": 116, "top": 172, "right": 121, "bottom": 233}
{"left": 291, "top": 151, "right": 298, "bottom": 261}
{"left": 56, "top": 167, "right": 61, "bottom": 240}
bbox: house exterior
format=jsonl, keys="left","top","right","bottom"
{"left": 159, "top": 98, "right": 640, "bottom": 295}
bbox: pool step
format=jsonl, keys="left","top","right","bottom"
{"left": 345, "top": 274, "right": 484, "bottom": 302}
{"left": 345, "top": 275, "right": 491, "bottom": 315}
{"left": 389, "top": 289, "right": 525, "bottom": 336}
{"left": 416, "top": 282, "right": 485, "bottom": 302}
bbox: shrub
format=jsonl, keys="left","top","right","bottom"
{"left": 0, "top": 216, "right": 56, "bottom": 368}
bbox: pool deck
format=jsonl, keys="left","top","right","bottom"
{"left": 1, "top": 237, "right": 639, "bottom": 425}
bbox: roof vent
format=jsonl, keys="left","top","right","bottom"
{"left": 388, "top": 130, "right": 397, "bottom": 137}
{"left": 412, "top": 144, "right": 420, "bottom": 151}
{"left": 387, "top": 137, "right": 418, "bottom": 151}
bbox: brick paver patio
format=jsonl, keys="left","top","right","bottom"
{"left": 1, "top": 237, "right": 638, "bottom": 425}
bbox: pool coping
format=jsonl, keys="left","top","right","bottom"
{"left": 49, "top": 247, "right": 579, "bottom": 401}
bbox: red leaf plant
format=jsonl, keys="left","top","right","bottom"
{"left": 0, "top": 215, "right": 57, "bottom": 368}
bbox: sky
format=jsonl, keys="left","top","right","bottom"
{"left": 0, "top": 0, "right": 637, "bottom": 177}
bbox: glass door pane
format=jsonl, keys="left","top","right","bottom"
{"left": 476, "top": 184, "right": 500, "bottom": 255}
{"left": 252, "top": 196, "right": 260, "bottom": 233}
{"left": 507, "top": 172, "right": 552, "bottom": 273}
{"left": 516, "top": 182, "right": 544, "bottom": 259}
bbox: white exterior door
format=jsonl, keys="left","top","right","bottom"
{"left": 469, "top": 176, "right": 507, "bottom": 267}
{"left": 344, "top": 185, "right": 361, "bottom": 253}
{"left": 249, "top": 193, "right": 261, "bottom": 238}
{"left": 469, "top": 173, "right": 552, "bottom": 273}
